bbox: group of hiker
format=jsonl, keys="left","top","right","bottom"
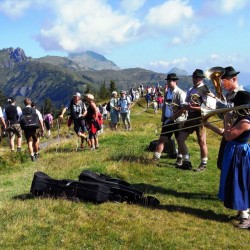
{"left": 1, "top": 97, "right": 48, "bottom": 161}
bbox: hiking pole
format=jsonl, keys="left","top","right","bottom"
{"left": 56, "top": 119, "right": 60, "bottom": 152}
{"left": 76, "top": 136, "right": 80, "bottom": 152}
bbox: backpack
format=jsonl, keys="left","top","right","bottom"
{"left": 20, "top": 107, "right": 40, "bottom": 130}
{"left": 106, "top": 101, "right": 111, "bottom": 112}
{"left": 69, "top": 99, "right": 85, "bottom": 120}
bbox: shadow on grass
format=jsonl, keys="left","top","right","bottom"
{"left": 109, "top": 154, "right": 152, "bottom": 164}
{"left": 156, "top": 204, "right": 231, "bottom": 223}
{"left": 133, "top": 183, "right": 217, "bottom": 201}
{"left": 12, "top": 193, "right": 35, "bottom": 200}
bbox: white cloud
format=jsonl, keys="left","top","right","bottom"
{"left": 168, "top": 24, "right": 202, "bottom": 46}
{"left": 0, "top": 0, "right": 32, "bottom": 18}
{"left": 120, "top": 0, "right": 146, "bottom": 12}
{"left": 0, "top": 0, "right": 50, "bottom": 17}
{"left": 145, "top": 0, "right": 194, "bottom": 28}
{"left": 204, "top": 0, "right": 250, "bottom": 14}
{"left": 220, "top": 0, "right": 249, "bottom": 13}
{"left": 37, "top": 0, "right": 141, "bottom": 52}
{"left": 148, "top": 57, "right": 189, "bottom": 73}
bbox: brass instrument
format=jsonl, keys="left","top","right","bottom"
{"left": 205, "top": 66, "right": 225, "bottom": 101}
{"left": 190, "top": 94, "right": 202, "bottom": 105}
{"left": 156, "top": 104, "right": 250, "bottom": 135}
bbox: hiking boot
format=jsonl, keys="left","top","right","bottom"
{"left": 34, "top": 153, "right": 40, "bottom": 159}
{"left": 177, "top": 161, "right": 192, "bottom": 170}
{"left": 194, "top": 163, "right": 207, "bottom": 172}
{"left": 17, "top": 147, "right": 21, "bottom": 152}
{"left": 30, "top": 155, "right": 36, "bottom": 162}
{"left": 175, "top": 157, "right": 183, "bottom": 167}
{"left": 237, "top": 218, "right": 250, "bottom": 229}
{"left": 95, "top": 144, "right": 99, "bottom": 149}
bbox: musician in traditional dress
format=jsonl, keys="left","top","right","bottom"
{"left": 176, "top": 69, "right": 213, "bottom": 171}
{"left": 207, "top": 66, "right": 248, "bottom": 224}
{"left": 153, "top": 73, "right": 186, "bottom": 162}
{"left": 205, "top": 91, "right": 250, "bottom": 229}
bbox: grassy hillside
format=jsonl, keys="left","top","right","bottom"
{"left": 0, "top": 99, "right": 248, "bottom": 249}
{"left": 0, "top": 61, "right": 92, "bottom": 107}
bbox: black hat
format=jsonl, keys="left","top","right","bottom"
{"left": 221, "top": 66, "right": 240, "bottom": 79}
{"left": 192, "top": 69, "right": 205, "bottom": 78}
{"left": 165, "top": 73, "right": 179, "bottom": 81}
{"left": 232, "top": 91, "right": 250, "bottom": 106}
{"left": 7, "top": 97, "right": 15, "bottom": 103}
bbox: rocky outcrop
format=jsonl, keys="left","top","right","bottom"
{"left": 0, "top": 47, "right": 30, "bottom": 69}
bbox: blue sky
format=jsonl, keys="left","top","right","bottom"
{"left": 0, "top": 0, "right": 250, "bottom": 77}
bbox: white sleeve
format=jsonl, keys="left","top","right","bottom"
{"left": 36, "top": 109, "right": 43, "bottom": 120}
{"left": 17, "top": 106, "right": 22, "bottom": 119}
{"left": 0, "top": 107, "right": 3, "bottom": 117}
{"left": 2, "top": 109, "right": 6, "bottom": 120}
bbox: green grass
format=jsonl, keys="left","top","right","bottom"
{"left": 0, "top": 99, "right": 249, "bottom": 249}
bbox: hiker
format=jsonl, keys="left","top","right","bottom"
{"left": 60, "top": 92, "right": 87, "bottom": 148}
{"left": 118, "top": 90, "right": 132, "bottom": 131}
{"left": 152, "top": 99, "right": 158, "bottom": 114}
{"left": 0, "top": 105, "right": 7, "bottom": 140}
{"left": 205, "top": 91, "right": 250, "bottom": 229}
{"left": 176, "top": 69, "right": 213, "bottom": 171}
{"left": 145, "top": 91, "right": 151, "bottom": 109}
{"left": 31, "top": 101, "right": 44, "bottom": 157}
{"left": 21, "top": 98, "right": 44, "bottom": 161}
{"left": 109, "top": 91, "right": 120, "bottom": 130}
{"left": 85, "top": 93, "right": 100, "bottom": 149}
{"left": 139, "top": 84, "right": 144, "bottom": 98}
{"left": 156, "top": 93, "right": 164, "bottom": 110}
{"left": 43, "top": 111, "right": 53, "bottom": 138}
{"left": 3, "top": 97, "right": 22, "bottom": 152}
{"left": 102, "top": 102, "right": 108, "bottom": 120}
{"left": 153, "top": 73, "right": 186, "bottom": 162}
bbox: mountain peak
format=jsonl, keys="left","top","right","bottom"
{"left": 68, "top": 51, "right": 120, "bottom": 71}
{"left": 168, "top": 67, "right": 188, "bottom": 76}
{"left": 0, "top": 47, "right": 30, "bottom": 68}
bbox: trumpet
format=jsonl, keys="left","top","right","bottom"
{"left": 155, "top": 104, "right": 250, "bottom": 135}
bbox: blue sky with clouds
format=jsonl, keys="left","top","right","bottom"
{"left": 0, "top": 0, "right": 250, "bottom": 76}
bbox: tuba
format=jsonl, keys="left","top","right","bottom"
{"left": 205, "top": 67, "right": 225, "bottom": 101}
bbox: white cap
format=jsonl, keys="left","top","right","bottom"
{"left": 73, "top": 92, "right": 81, "bottom": 98}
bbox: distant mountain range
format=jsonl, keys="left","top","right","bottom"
{"left": 1, "top": 47, "right": 249, "bottom": 108}
{"left": 0, "top": 47, "right": 181, "bottom": 107}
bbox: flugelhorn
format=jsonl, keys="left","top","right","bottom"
{"left": 205, "top": 66, "right": 225, "bottom": 101}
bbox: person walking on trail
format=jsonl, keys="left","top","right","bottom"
{"left": 118, "top": 90, "right": 132, "bottom": 131}
{"left": 109, "top": 91, "right": 120, "bottom": 130}
{"left": 60, "top": 92, "right": 87, "bottom": 148}
{"left": 21, "top": 98, "right": 44, "bottom": 161}
{"left": 43, "top": 111, "right": 53, "bottom": 138}
{"left": 84, "top": 93, "right": 100, "bottom": 150}
{"left": 153, "top": 73, "right": 186, "bottom": 162}
{"left": 0, "top": 105, "right": 7, "bottom": 139}
{"left": 3, "top": 97, "right": 22, "bottom": 152}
